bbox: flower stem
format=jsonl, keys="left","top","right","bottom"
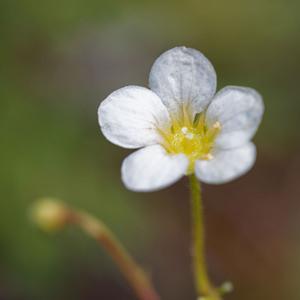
{"left": 64, "top": 209, "right": 161, "bottom": 300}
{"left": 189, "top": 174, "right": 221, "bottom": 300}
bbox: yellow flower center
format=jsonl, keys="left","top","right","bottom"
{"left": 162, "top": 112, "right": 221, "bottom": 173}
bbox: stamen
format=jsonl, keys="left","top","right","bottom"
{"left": 170, "top": 115, "right": 181, "bottom": 132}
{"left": 185, "top": 132, "right": 194, "bottom": 140}
{"left": 213, "top": 121, "right": 221, "bottom": 130}
{"left": 205, "top": 153, "right": 214, "bottom": 160}
{"left": 181, "top": 127, "right": 188, "bottom": 134}
{"left": 166, "top": 120, "right": 220, "bottom": 172}
{"left": 195, "top": 110, "right": 206, "bottom": 131}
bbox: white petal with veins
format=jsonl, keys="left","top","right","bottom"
{"left": 194, "top": 143, "right": 256, "bottom": 184}
{"left": 99, "top": 86, "right": 172, "bottom": 149}
{"left": 205, "top": 86, "right": 264, "bottom": 149}
{"left": 121, "top": 145, "right": 189, "bottom": 192}
{"left": 149, "top": 47, "right": 217, "bottom": 125}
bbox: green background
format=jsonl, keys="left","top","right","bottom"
{"left": 1, "top": 0, "right": 300, "bottom": 299}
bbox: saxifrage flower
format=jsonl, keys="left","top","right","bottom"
{"left": 98, "top": 47, "right": 264, "bottom": 192}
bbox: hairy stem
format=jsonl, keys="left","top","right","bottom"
{"left": 189, "top": 174, "right": 221, "bottom": 300}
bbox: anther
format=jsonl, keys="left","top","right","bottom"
{"left": 185, "top": 132, "right": 194, "bottom": 140}
{"left": 213, "top": 121, "right": 221, "bottom": 130}
{"left": 205, "top": 153, "right": 214, "bottom": 160}
{"left": 181, "top": 127, "right": 188, "bottom": 134}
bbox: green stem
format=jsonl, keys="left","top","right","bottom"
{"left": 189, "top": 174, "right": 221, "bottom": 300}
{"left": 65, "top": 210, "right": 161, "bottom": 300}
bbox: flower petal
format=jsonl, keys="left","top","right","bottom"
{"left": 121, "top": 145, "right": 189, "bottom": 192}
{"left": 194, "top": 143, "right": 256, "bottom": 184}
{"left": 149, "top": 46, "right": 217, "bottom": 124}
{"left": 206, "top": 86, "right": 264, "bottom": 149}
{"left": 98, "top": 86, "right": 172, "bottom": 149}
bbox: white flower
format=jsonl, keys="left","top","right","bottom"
{"left": 98, "top": 47, "right": 264, "bottom": 192}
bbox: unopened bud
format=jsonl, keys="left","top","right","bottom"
{"left": 30, "top": 198, "right": 67, "bottom": 233}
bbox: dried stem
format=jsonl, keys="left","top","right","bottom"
{"left": 64, "top": 209, "right": 161, "bottom": 300}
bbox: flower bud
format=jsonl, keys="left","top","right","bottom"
{"left": 30, "top": 198, "right": 67, "bottom": 233}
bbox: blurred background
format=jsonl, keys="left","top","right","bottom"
{"left": 1, "top": 0, "right": 300, "bottom": 299}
